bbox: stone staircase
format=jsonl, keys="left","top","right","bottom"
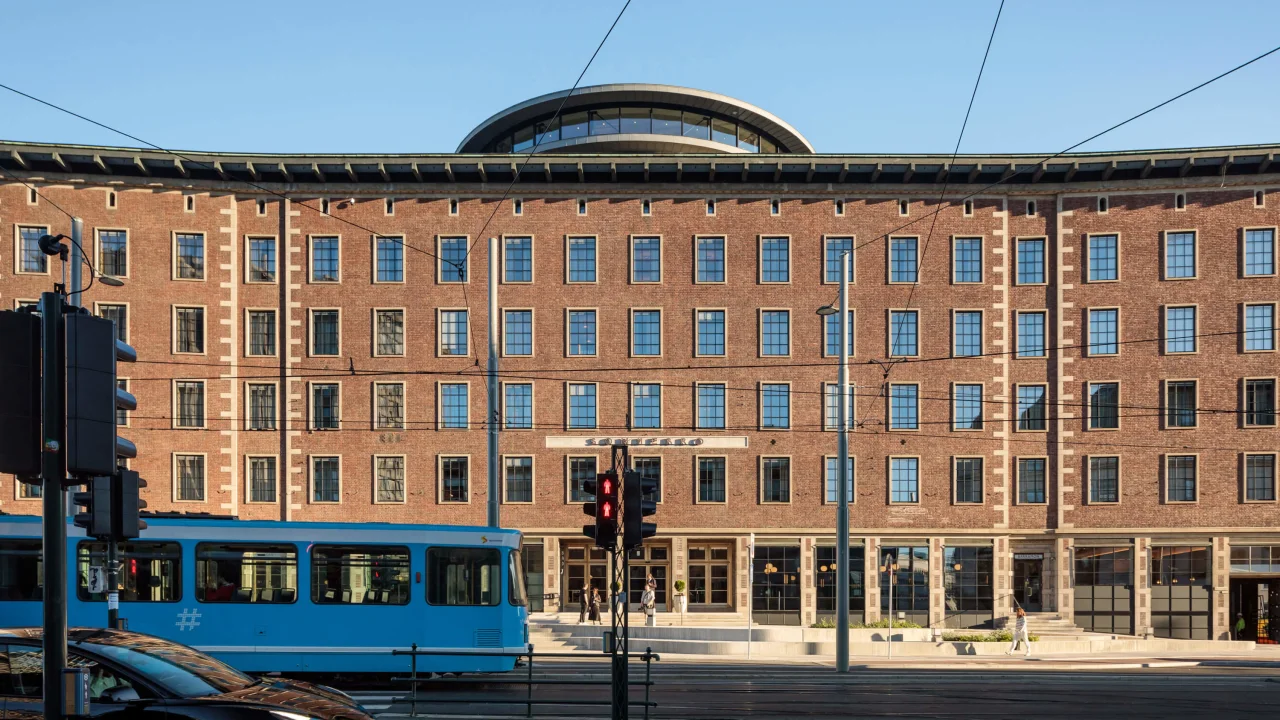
{"left": 1019, "top": 612, "right": 1115, "bottom": 639}
{"left": 534, "top": 610, "right": 750, "bottom": 627}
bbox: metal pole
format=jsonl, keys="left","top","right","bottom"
{"left": 68, "top": 218, "right": 83, "bottom": 309}
{"left": 836, "top": 252, "right": 850, "bottom": 673}
{"left": 106, "top": 542, "right": 118, "bottom": 629}
{"left": 40, "top": 290, "right": 67, "bottom": 720}
{"left": 486, "top": 235, "right": 500, "bottom": 528}
{"left": 747, "top": 533, "right": 754, "bottom": 660}
{"left": 886, "top": 553, "right": 894, "bottom": 661}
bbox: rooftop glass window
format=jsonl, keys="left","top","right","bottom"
{"left": 483, "top": 105, "right": 788, "bottom": 153}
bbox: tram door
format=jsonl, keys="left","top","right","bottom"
{"left": 565, "top": 546, "right": 607, "bottom": 606}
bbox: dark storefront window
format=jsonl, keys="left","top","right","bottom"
{"left": 0, "top": 540, "right": 42, "bottom": 601}
{"left": 943, "top": 546, "right": 994, "bottom": 628}
{"left": 752, "top": 545, "right": 800, "bottom": 626}
{"left": 880, "top": 545, "right": 930, "bottom": 627}
{"left": 1074, "top": 546, "right": 1133, "bottom": 635}
{"left": 815, "top": 546, "right": 866, "bottom": 623}
{"left": 1150, "top": 546, "right": 1211, "bottom": 640}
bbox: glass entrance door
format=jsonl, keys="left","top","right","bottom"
{"left": 688, "top": 544, "right": 733, "bottom": 609}
{"left": 521, "top": 543, "right": 544, "bottom": 612}
{"left": 1013, "top": 558, "right": 1043, "bottom": 612}
{"left": 752, "top": 545, "right": 801, "bottom": 626}
{"left": 627, "top": 545, "right": 669, "bottom": 610}
{"left": 565, "top": 546, "right": 607, "bottom": 607}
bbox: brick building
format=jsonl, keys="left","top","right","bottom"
{"left": 1, "top": 84, "right": 1278, "bottom": 640}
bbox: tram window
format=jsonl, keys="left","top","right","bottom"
{"left": 427, "top": 547, "right": 501, "bottom": 606}
{"left": 196, "top": 543, "right": 298, "bottom": 603}
{"left": 0, "top": 540, "right": 43, "bottom": 601}
{"left": 77, "top": 541, "right": 181, "bottom": 602}
{"left": 311, "top": 545, "right": 410, "bottom": 605}
{"left": 508, "top": 551, "right": 528, "bottom": 607}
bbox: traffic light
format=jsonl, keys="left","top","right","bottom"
{"left": 112, "top": 469, "right": 147, "bottom": 538}
{"left": 581, "top": 470, "right": 618, "bottom": 548}
{"left": 72, "top": 476, "right": 113, "bottom": 538}
{"left": 0, "top": 310, "right": 41, "bottom": 477}
{"left": 622, "top": 468, "right": 657, "bottom": 549}
{"left": 66, "top": 313, "right": 136, "bottom": 476}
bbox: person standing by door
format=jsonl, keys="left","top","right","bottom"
{"left": 1235, "top": 613, "right": 1246, "bottom": 640}
{"left": 578, "top": 583, "right": 590, "bottom": 624}
{"left": 1005, "top": 607, "right": 1031, "bottom": 657}
{"left": 589, "top": 587, "right": 602, "bottom": 625}
{"left": 642, "top": 578, "right": 657, "bottom": 627}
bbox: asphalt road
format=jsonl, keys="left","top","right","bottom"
{"left": 343, "top": 661, "right": 1280, "bottom": 719}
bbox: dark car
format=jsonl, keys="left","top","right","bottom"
{"left": 1, "top": 628, "right": 374, "bottom": 719}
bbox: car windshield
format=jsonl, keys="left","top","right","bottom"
{"left": 74, "top": 634, "right": 254, "bottom": 696}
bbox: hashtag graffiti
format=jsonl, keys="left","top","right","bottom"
{"left": 175, "top": 608, "right": 202, "bottom": 631}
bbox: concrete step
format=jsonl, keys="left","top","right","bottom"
{"left": 534, "top": 611, "right": 749, "bottom": 627}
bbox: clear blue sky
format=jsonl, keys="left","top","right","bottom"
{"left": 3, "top": 1, "right": 1277, "bottom": 155}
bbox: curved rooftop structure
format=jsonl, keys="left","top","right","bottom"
{"left": 456, "top": 83, "right": 816, "bottom": 155}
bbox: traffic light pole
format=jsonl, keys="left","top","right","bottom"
{"left": 486, "top": 236, "right": 499, "bottom": 528}
{"left": 106, "top": 541, "right": 119, "bottom": 629}
{"left": 40, "top": 290, "right": 68, "bottom": 720}
{"left": 836, "top": 252, "right": 851, "bottom": 673}
{"left": 610, "top": 444, "right": 629, "bottom": 720}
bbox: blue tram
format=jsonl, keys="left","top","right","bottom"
{"left": 0, "top": 514, "right": 529, "bottom": 673}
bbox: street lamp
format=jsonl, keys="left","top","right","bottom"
{"left": 816, "top": 250, "right": 851, "bottom": 673}
{"left": 880, "top": 553, "right": 900, "bottom": 660}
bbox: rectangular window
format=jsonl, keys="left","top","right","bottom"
{"left": 440, "top": 383, "right": 469, "bottom": 429}
{"left": 175, "top": 306, "right": 204, "bottom": 354}
{"left": 760, "top": 383, "right": 790, "bottom": 430}
{"left": 632, "top": 383, "right": 662, "bottom": 429}
{"left": 1089, "top": 456, "right": 1120, "bottom": 503}
{"left": 1088, "top": 308, "right": 1119, "bottom": 355}
{"left": 568, "top": 237, "right": 596, "bottom": 282}
{"left": 632, "top": 310, "right": 662, "bottom": 356}
{"left": 18, "top": 225, "right": 48, "bottom": 273}
{"left": 953, "top": 311, "right": 982, "bottom": 357}
{"left": 1016, "top": 238, "right": 1046, "bottom": 284}
{"left": 696, "top": 237, "right": 725, "bottom": 282}
{"left": 248, "top": 384, "right": 276, "bottom": 430}
{"left": 503, "top": 237, "right": 532, "bottom": 282}
{"left": 697, "top": 457, "right": 726, "bottom": 503}
{"left": 568, "top": 383, "right": 597, "bottom": 429}
{"left": 18, "top": 480, "right": 42, "bottom": 498}
{"left": 1244, "top": 304, "right": 1275, "bottom": 351}
{"left": 631, "top": 237, "right": 662, "bottom": 282}
{"left": 635, "top": 456, "right": 662, "bottom": 502}
{"left": 1165, "top": 231, "right": 1196, "bottom": 279}
{"left": 375, "top": 309, "right": 405, "bottom": 357}
{"left": 1016, "top": 311, "right": 1046, "bottom": 358}
{"left": 176, "top": 454, "right": 205, "bottom": 501}
{"left": 954, "top": 457, "right": 983, "bottom": 504}
{"left": 1016, "top": 385, "right": 1047, "bottom": 431}
{"left": 249, "top": 456, "right": 277, "bottom": 503}
{"left": 760, "top": 237, "right": 790, "bottom": 282}
{"left": 440, "top": 456, "right": 469, "bottom": 503}
{"left": 1165, "top": 306, "right": 1197, "bottom": 354}
{"left": 1017, "top": 458, "right": 1046, "bottom": 504}
{"left": 1166, "top": 380, "right": 1197, "bottom": 428}
{"left": 761, "top": 457, "right": 791, "bottom": 503}
{"left": 825, "top": 237, "right": 853, "bottom": 283}
{"left": 375, "top": 456, "right": 405, "bottom": 503}
{"left": 313, "top": 544, "right": 410, "bottom": 604}
{"left": 175, "top": 381, "right": 205, "bottom": 428}
{"left": 375, "top": 382, "right": 405, "bottom": 430}
{"left": 889, "top": 383, "right": 919, "bottom": 430}
{"left": 77, "top": 542, "right": 180, "bottom": 602}
{"left": 824, "top": 384, "right": 855, "bottom": 431}
{"left": 98, "top": 230, "right": 128, "bottom": 277}
{"left": 247, "top": 310, "right": 276, "bottom": 356}
{"left": 311, "top": 236, "right": 340, "bottom": 282}
{"left": 761, "top": 310, "right": 790, "bottom": 356}
{"left": 427, "top": 547, "right": 500, "bottom": 606}
{"left": 824, "top": 311, "right": 855, "bottom": 357}
{"left": 569, "top": 457, "right": 597, "bottom": 502}
{"left": 311, "top": 310, "right": 339, "bottom": 356}
{"left": 1167, "top": 455, "right": 1197, "bottom": 502}
{"left": 890, "top": 457, "right": 920, "bottom": 503}
{"left": 697, "top": 383, "right": 726, "bottom": 429}
{"left": 439, "top": 237, "right": 468, "bottom": 282}
{"left": 1246, "top": 454, "right": 1276, "bottom": 501}
{"left": 116, "top": 378, "right": 129, "bottom": 427}
{"left": 175, "top": 233, "right": 204, "bottom": 280}
{"left": 375, "top": 236, "right": 404, "bottom": 282}
{"left": 1088, "top": 234, "right": 1119, "bottom": 282}
{"left": 1244, "top": 228, "right": 1276, "bottom": 277}
{"left": 568, "top": 310, "right": 597, "bottom": 356}
{"left": 313, "top": 456, "right": 340, "bottom": 503}
{"left": 824, "top": 456, "right": 855, "bottom": 504}
{"left": 1244, "top": 379, "right": 1276, "bottom": 427}
{"left": 953, "top": 237, "right": 982, "bottom": 283}
{"left": 439, "top": 309, "right": 468, "bottom": 356}
{"left": 196, "top": 543, "right": 298, "bottom": 604}
{"left": 503, "top": 310, "right": 533, "bottom": 356}
{"left": 953, "top": 384, "right": 983, "bottom": 431}
{"left": 504, "top": 456, "right": 533, "bottom": 503}
{"left": 312, "top": 383, "right": 340, "bottom": 430}
{"left": 697, "top": 310, "right": 726, "bottom": 356}
{"left": 99, "top": 303, "right": 128, "bottom": 343}
{"left": 1089, "top": 382, "right": 1119, "bottom": 430}
{"left": 889, "top": 310, "right": 918, "bottom": 357}
{"left": 889, "top": 237, "right": 918, "bottom": 283}
{"left": 503, "top": 383, "right": 532, "bottom": 430}
{"left": 248, "top": 237, "right": 276, "bottom": 282}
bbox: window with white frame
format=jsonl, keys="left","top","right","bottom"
{"left": 503, "top": 383, "right": 532, "bottom": 430}
{"left": 1244, "top": 304, "right": 1275, "bottom": 351}
{"left": 1244, "top": 379, "right": 1276, "bottom": 427}
{"left": 953, "top": 384, "right": 983, "bottom": 430}
{"left": 439, "top": 237, "right": 468, "bottom": 282}
{"left": 568, "top": 310, "right": 596, "bottom": 356}
{"left": 1088, "top": 308, "right": 1119, "bottom": 355}
{"left": 696, "top": 237, "right": 725, "bottom": 283}
{"left": 248, "top": 310, "right": 275, "bottom": 356}
{"left": 697, "top": 310, "right": 726, "bottom": 356}
{"left": 439, "top": 310, "right": 468, "bottom": 356}
{"left": 312, "top": 383, "right": 340, "bottom": 430}
{"left": 376, "top": 236, "right": 404, "bottom": 282}
{"left": 175, "top": 233, "right": 204, "bottom": 280}
{"left": 824, "top": 311, "right": 854, "bottom": 357}
{"left": 312, "top": 456, "right": 340, "bottom": 503}
{"left": 440, "top": 383, "right": 469, "bottom": 429}
{"left": 440, "top": 456, "right": 469, "bottom": 503}
{"left": 374, "top": 382, "right": 405, "bottom": 430}
{"left": 568, "top": 237, "right": 596, "bottom": 282}
{"left": 760, "top": 384, "right": 790, "bottom": 430}
{"left": 1245, "top": 454, "right": 1276, "bottom": 501}
{"left": 504, "top": 456, "right": 533, "bottom": 503}
{"left": 375, "top": 309, "right": 405, "bottom": 356}
{"left": 376, "top": 456, "right": 405, "bottom": 503}
{"left": 1167, "top": 455, "right": 1197, "bottom": 502}
{"left": 98, "top": 230, "right": 128, "bottom": 277}
{"left": 1089, "top": 456, "right": 1120, "bottom": 503}
{"left": 889, "top": 310, "right": 918, "bottom": 357}
{"left": 1018, "top": 458, "right": 1046, "bottom": 504}
{"left": 99, "top": 304, "right": 127, "bottom": 342}
{"left": 175, "top": 381, "right": 205, "bottom": 428}
{"left": 1016, "top": 311, "right": 1046, "bottom": 358}
{"left": 1016, "top": 385, "right": 1047, "bottom": 431}
{"left": 569, "top": 457, "right": 597, "bottom": 502}
{"left": 504, "top": 310, "right": 533, "bottom": 356}
{"left": 760, "top": 237, "right": 790, "bottom": 282}
{"left": 175, "top": 307, "right": 204, "bottom": 354}
{"left": 311, "top": 310, "right": 339, "bottom": 356}
{"left": 953, "top": 311, "right": 982, "bottom": 357}
{"left": 761, "top": 457, "right": 791, "bottom": 503}
{"left": 116, "top": 379, "right": 129, "bottom": 427}
{"left": 698, "top": 457, "right": 726, "bottom": 503}
{"left": 632, "top": 383, "right": 662, "bottom": 429}
{"left": 823, "top": 383, "right": 855, "bottom": 431}
{"left": 504, "top": 237, "right": 532, "bottom": 282}
{"left": 696, "top": 384, "right": 726, "bottom": 429}
{"left": 890, "top": 457, "right": 919, "bottom": 503}
{"left": 17, "top": 226, "right": 48, "bottom": 273}
{"left": 247, "top": 384, "right": 276, "bottom": 430}
{"left": 1089, "top": 382, "right": 1119, "bottom": 430}
{"left": 889, "top": 384, "right": 919, "bottom": 430}
{"left": 631, "top": 237, "right": 661, "bottom": 282}
{"left": 825, "top": 237, "right": 853, "bottom": 283}
{"left": 635, "top": 456, "right": 662, "bottom": 502}
{"left": 954, "top": 457, "right": 983, "bottom": 504}
{"left": 1088, "top": 235, "right": 1118, "bottom": 282}
{"left": 889, "top": 237, "right": 918, "bottom": 283}
{"left": 825, "top": 457, "right": 854, "bottom": 504}
{"left": 311, "top": 236, "right": 340, "bottom": 282}
{"left": 632, "top": 310, "right": 661, "bottom": 356}
{"left": 1165, "top": 306, "right": 1196, "bottom": 354}
{"left": 761, "top": 310, "right": 790, "bottom": 356}
{"left": 249, "top": 456, "right": 277, "bottom": 503}
{"left": 248, "top": 237, "right": 276, "bottom": 282}
{"left": 953, "top": 237, "right": 982, "bottom": 283}
{"left": 1244, "top": 229, "right": 1276, "bottom": 277}
{"left": 1166, "top": 380, "right": 1197, "bottom": 428}
{"left": 1165, "top": 231, "right": 1196, "bottom": 279}
{"left": 176, "top": 454, "right": 205, "bottom": 501}
{"left": 568, "top": 383, "right": 597, "bottom": 429}
{"left": 1016, "top": 238, "right": 1046, "bottom": 284}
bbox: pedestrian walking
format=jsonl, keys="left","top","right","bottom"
{"left": 1235, "top": 613, "right": 1246, "bottom": 640}
{"left": 578, "top": 583, "right": 589, "bottom": 624}
{"left": 1005, "top": 606, "right": 1031, "bottom": 657}
{"left": 641, "top": 578, "right": 657, "bottom": 627}
{"left": 589, "top": 587, "right": 602, "bottom": 625}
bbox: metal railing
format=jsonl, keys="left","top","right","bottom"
{"left": 391, "top": 644, "right": 660, "bottom": 719}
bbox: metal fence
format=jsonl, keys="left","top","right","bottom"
{"left": 391, "top": 644, "right": 660, "bottom": 719}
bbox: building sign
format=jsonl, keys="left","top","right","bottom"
{"left": 545, "top": 436, "right": 749, "bottom": 449}
{"left": 1013, "top": 553, "right": 1044, "bottom": 560}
